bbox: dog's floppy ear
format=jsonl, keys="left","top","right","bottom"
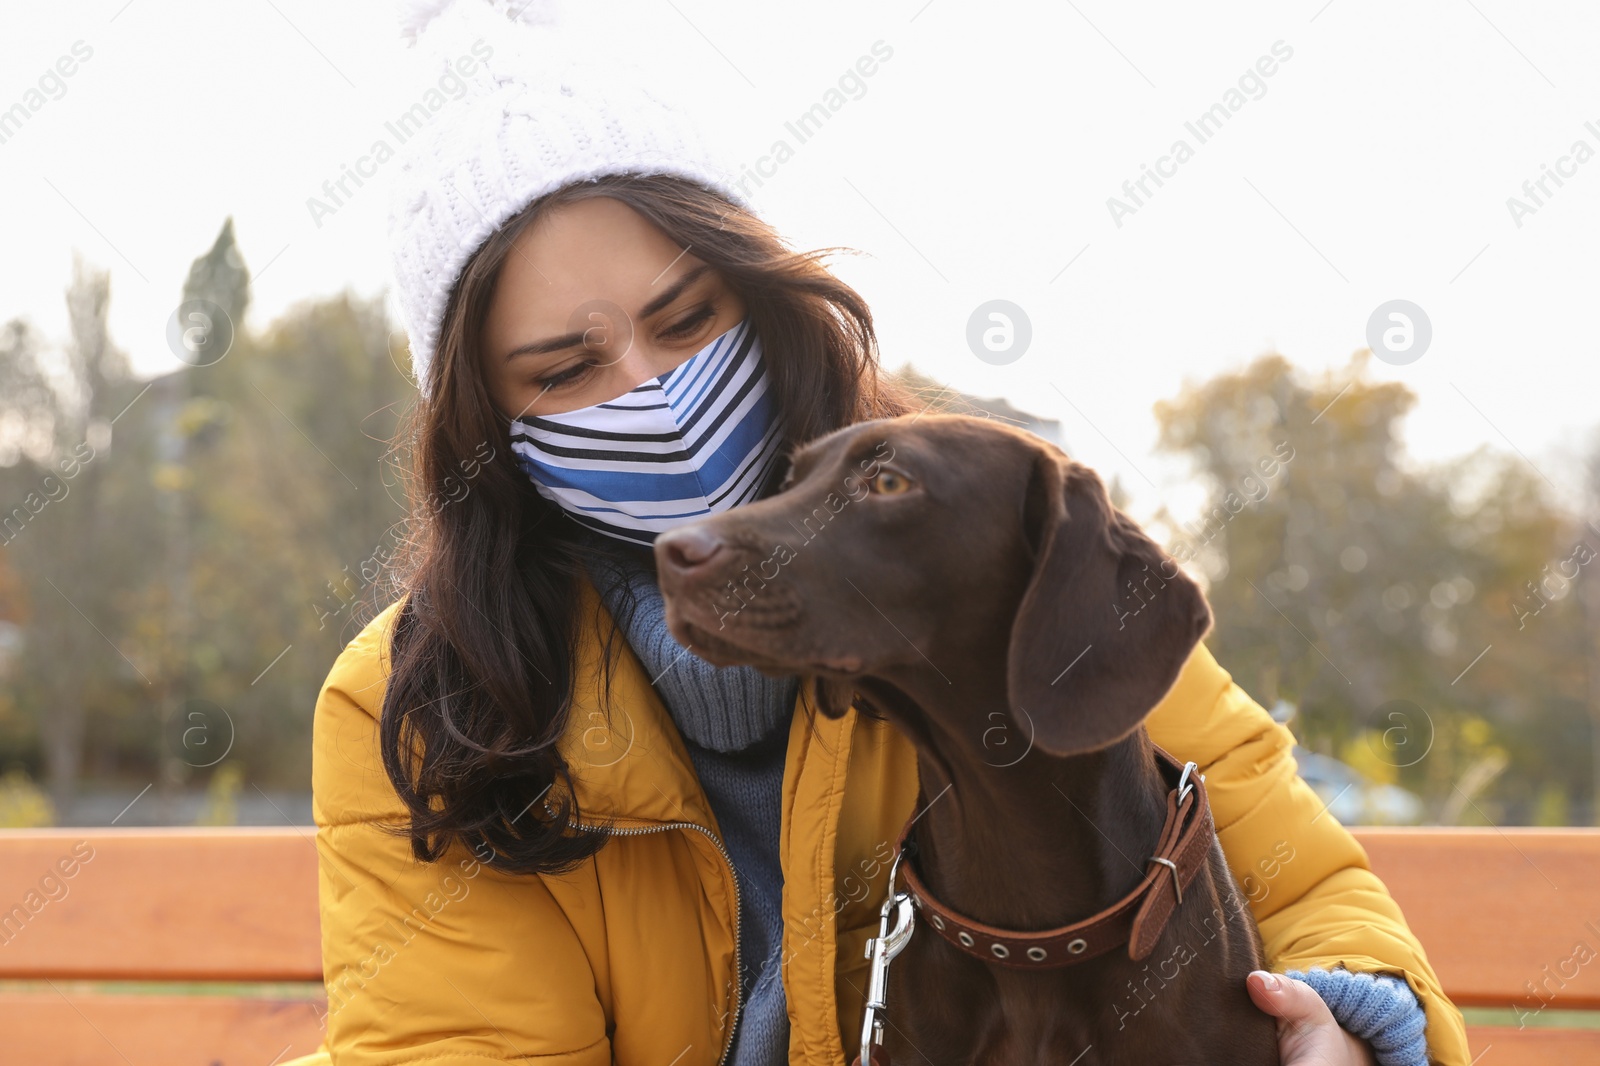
{"left": 1007, "top": 449, "right": 1212, "bottom": 757}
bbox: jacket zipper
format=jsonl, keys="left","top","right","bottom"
{"left": 569, "top": 818, "right": 744, "bottom": 1066}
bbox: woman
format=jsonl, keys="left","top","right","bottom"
{"left": 292, "top": 4, "right": 1468, "bottom": 1064}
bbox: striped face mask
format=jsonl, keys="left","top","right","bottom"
{"left": 509, "top": 316, "right": 786, "bottom": 546}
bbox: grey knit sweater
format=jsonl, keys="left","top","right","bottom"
{"left": 576, "top": 530, "right": 1430, "bottom": 1066}
{"left": 580, "top": 532, "right": 797, "bottom": 1065}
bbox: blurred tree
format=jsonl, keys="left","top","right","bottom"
{"left": 0, "top": 254, "right": 132, "bottom": 814}
{"left": 172, "top": 284, "right": 411, "bottom": 793}
{"left": 0, "top": 319, "right": 56, "bottom": 463}
{"left": 194, "top": 761, "right": 243, "bottom": 826}
{"left": 0, "top": 320, "right": 49, "bottom": 761}
{"left": 0, "top": 220, "right": 414, "bottom": 821}
{"left": 0, "top": 768, "right": 54, "bottom": 828}
{"left": 145, "top": 219, "right": 252, "bottom": 819}
{"left": 1575, "top": 435, "right": 1600, "bottom": 826}
{"left": 1153, "top": 350, "right": 1591, "bottom": 824}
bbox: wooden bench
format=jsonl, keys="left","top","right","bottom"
{"left": 0, "top": 826, "right": 1595, "bottom": 1064}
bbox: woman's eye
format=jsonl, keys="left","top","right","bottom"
{"left": 871, "top": 470, "right": 914, "bottom": 495}
{"left": 660, "top": 304, "right": 715, "bottom": 340}
{"left": 536, "top": 361, "right": 597, "bottom": 390}
{"left": 534, "top": 303, "right": 717, "bottom": 391}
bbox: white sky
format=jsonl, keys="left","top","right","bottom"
{"left": 3, "top": 0, "right": 1597, "bottom": 528}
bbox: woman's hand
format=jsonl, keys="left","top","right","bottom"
{"left": 1247, "top": 970, "right": 1379, "bottom": 1066}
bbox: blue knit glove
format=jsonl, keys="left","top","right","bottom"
{"left": 1285, "top": 967, "right": 1430, "bottom": 1066}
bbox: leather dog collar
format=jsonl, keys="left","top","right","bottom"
{"left": 893, "top": 745, "right": 1213, "bottom": 968}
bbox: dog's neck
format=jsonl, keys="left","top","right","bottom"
{"left": 856, "top": 671, "right": 1172, "bottom": 933}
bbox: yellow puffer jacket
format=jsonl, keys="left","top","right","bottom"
{"left": 287, "top": 570, "right": 1468, "bottom": 1066}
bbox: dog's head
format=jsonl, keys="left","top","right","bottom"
{"left": 654, "top": 413, "right": 1211, "bottom": 757}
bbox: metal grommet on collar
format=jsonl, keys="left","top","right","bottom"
{"left": 957, "top": 931, "right": 975, "bottom": 948}
{"left": 1026, "top": 946, "right": 1048, "bottom": 961}
{"left": 1067, "top": 937, "right": 1088, "bottom": 954}
{"left": 929, "top": 914, "right": 945, "bottom": 931}
{"left": 990, "top": 942, "right": 1010, "bottom": 959}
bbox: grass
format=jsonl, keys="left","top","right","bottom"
{"left": 1461, "top": 1006, "right": 1600, "bottom": 1030}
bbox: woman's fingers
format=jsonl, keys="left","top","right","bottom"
{"left": 1247, "top": 970, "right": 1378, "bottom": 1066}
{"left": 1247, "top": 970, "right": 1333, "bottom": 1023}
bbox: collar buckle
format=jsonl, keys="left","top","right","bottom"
{"left": 1145, "top": 855, "right": 1183, "bottom": 905}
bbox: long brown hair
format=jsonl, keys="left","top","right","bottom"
{"left": 380, "top": 172, "right": 917, "bottom": 873}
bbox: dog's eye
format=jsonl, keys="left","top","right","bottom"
{"left": 871, "top": 469, "right": 914, "bottom": 495}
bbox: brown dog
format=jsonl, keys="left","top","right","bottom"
{"left": 654, "top": 413, "right": 1279, "bottom": 1066}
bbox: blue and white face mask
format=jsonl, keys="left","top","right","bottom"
{"left": 509, "top": 316, "right": 786, "bottom": 546}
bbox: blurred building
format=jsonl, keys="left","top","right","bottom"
{"left": 887, "top": 363, "right": 1064, "bottom": 447}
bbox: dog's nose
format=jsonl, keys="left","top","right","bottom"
{"left": 656, "top": 525, "right": 726, "bottom": 577}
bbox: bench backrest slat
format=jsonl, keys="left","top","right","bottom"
{"left": 1353, "top": 827, "right": 1600, "bottom": 1011}
{"left": 0, "top": 991, "right": 328, "bottom": 1063}
{"left": 2, "top": 825, "right": 1596, "bottom": 1018}
{"left": 0, "top": 828, "right": 321, "bottom": 981}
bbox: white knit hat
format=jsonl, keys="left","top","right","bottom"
{"left": 385, "top": 0, "right": 753, "bottom": 396}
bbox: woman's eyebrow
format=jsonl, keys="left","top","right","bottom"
{"left": 504, "top": 264, "right": 713, "bottom": 362}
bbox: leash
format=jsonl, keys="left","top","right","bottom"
{"left": 851, "top": 745, "right": 1211, "bottom": 1066}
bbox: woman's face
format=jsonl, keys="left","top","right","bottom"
{"left": 480, "top": 195, "right": 747, "bottom": 419}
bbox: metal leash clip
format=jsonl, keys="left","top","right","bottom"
{"left": 859, "top": 851, "right": 916, "bottom": 1066}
